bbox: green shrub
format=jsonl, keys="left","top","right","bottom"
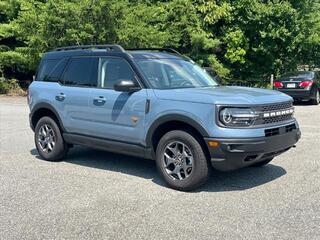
{"left": 0, "top": 77, "right": 10, "bottom": 94}
{"left": 0, "top": 78, "right": 26, "bottom": 96}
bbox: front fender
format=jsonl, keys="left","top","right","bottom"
{"left": 145, "top": 113, "right": 209, "bottom": 148}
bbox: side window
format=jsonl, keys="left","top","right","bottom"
{"left": 44, "top": 58, "right": 68, "bottom": 82}
{"left": 36, "top": 59, "right": 59, "bottom": 81}
{"left": 98, "top": 58, "right": 135, "bottom": 89}
{"left": 62, "top": 58, "right": 97, "bottom": 87}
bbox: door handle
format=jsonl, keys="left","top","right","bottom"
{"left": 93, "top": 96, "right": 106, "bottom": 104}
{"left": 55, "top": 93, "right": 66, "bottom": 101}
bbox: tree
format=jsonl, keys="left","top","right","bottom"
{"left": 0, "top": 0, "right": 29, "bottom": 80}
{"left": 117, "top": 0, "right": 230, "bottom": 77}
{"left": 216, "top": 0, "right": 303, "bottom": 79}
{"left": 14, "top": 0, "right": 118, "bottom": 69}
{"left": 0, "top": 0, "right": 319, "bottom": 86}
{"left": 295, "top": 0, "right": 320, "bottom": 68}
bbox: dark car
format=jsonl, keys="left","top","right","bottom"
{"left": 273, "top": 71, "right": 320, "bottom": 105}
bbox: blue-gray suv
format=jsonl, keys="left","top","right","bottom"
{"left": 28, "top": 45, "right": 301, "bottom": 191}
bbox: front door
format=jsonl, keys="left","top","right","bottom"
{"left": 87, "top": 57, "right": 147, "bottom": 145}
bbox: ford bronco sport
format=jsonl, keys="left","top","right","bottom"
{"left": 28, "top": 45, "right": 301, "bottom": 191}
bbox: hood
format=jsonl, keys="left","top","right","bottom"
{"left": 153, "top": 86, "right": 292, "bottom": 105}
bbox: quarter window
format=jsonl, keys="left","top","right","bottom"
{"left": 36, "top": 59, "right": 59, "bottom": 81}
{"left": 98, "top": 58, "right": 135, "bottom": 89}
{"left": 62, "top": 58, "right": 97, "bottom": 87}
{"left": 45, "top": 58, "right": 68, "bottom": 82}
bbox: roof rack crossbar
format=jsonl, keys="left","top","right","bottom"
{"left": 54, "top": 44, "right": 125, "bottom": 52}
{"left": 126, "top": 48, "right": 182, "bottom": 55}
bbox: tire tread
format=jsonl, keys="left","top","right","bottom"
{"left": 155, "top": 130, "right": 211, "bottom": 191}
{"left": 34, "top": 116, "right": 68, "bottom": 161}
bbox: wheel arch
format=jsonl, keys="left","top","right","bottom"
{"left": 30, "top": 103, "right": 65, "bottom": 132}
{"left": 146, "top": 114, "right": 210, "bottom": 158}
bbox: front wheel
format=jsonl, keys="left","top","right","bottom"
{"left": 34, "top": 116, "right": 68, "bottom": 161}
{"left": 155, "top": 130, "right": 211, "bottom": 191}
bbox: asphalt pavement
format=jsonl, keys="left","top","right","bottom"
{"left": 0, "top": 96, "right": 319, "bottom": 240}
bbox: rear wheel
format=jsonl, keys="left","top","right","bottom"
{"left": 251, "top": 157, "right": 274, "bottom": 167}
{"left": 310, "top": 88, "right": 319, "bottom": 105}
{"left": 155, "top": 130, "right": 211, "bottom": 191}
{"left": 35, "top": 116, "right": 68, "bottom": 161}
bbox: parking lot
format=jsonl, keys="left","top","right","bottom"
{"left": 0, "top": 96, "right": 319, "bottom": 240}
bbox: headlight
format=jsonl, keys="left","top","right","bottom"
{"left": 219, "top": 108, "right": 259, "bottom": 127}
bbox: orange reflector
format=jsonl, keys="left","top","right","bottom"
{"left": 208, "top": 141, "right": 220, "bottom": 148}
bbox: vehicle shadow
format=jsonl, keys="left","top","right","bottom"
{"left": 30, "top": 147, "right": 287, "bottom": 192}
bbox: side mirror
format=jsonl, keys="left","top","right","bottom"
{"left": 114, "top": 79, "right": 141, "bottom": 92}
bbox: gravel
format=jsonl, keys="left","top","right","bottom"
{"left": 0, "top": 97, "right": 319, "bottom": 240}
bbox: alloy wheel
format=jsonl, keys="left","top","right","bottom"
{"left": 38, "top": 124, "right": 56, "bottom": 153}
{"left": 162, "top": 141, "right": 193, "bottom": 180}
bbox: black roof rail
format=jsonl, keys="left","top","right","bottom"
{"left": 126, "top": 48, "right": 182, "bottom": 55}
{"left": 54, "top": 44, "right": 125, "bottom": 52}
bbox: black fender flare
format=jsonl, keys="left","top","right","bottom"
{"left": 30, "top": 102, "right": 65, "bottom": 132}
{"left": 145, "top": 114, "right": 209, "bottom": 148}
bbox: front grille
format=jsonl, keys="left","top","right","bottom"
{"left": 265, "top": 127, "right": 280, "bottom": 137}
{"left": 263, "top": 114, "right": 293, "bottom": 124}
{"left": 264, "top": 123, "right": 297, "bottom": 137}
{"left": 254, "top": 101, "right": 294, "bottom": 126}
{"left": 261, "top": 102, "right": 293, "bottom": 112}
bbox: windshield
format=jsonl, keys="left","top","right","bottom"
{"left": 136, "top": 59, "right": 219, "bottom": 89}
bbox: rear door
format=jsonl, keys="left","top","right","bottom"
{"left": 58, "top": 57, "right": 98, "bottom": 135}
{"left": 30, "top": 58, "right": 68, "bottom": 121}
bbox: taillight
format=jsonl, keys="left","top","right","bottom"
{"left": 273, "top": 82, "right": 283, "bottom": 88}
{"left": 299, "top": 80, "right": 313, "bottom": 88}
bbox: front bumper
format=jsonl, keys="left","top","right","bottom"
{"left": 205, "top": 128, "right": 301, "bottom": 171}
{"left": 276, "top": 88, "right": 312, "bottom": 100}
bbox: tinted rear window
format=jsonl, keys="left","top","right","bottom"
{"left": 36, "top": 59, "right": 59, "bottom": 81}
{"left": 61, "top": 58, "right": 97, "bottom": 87}
{"left": 45, "top": 59, "right": 68, "bottom": 82}
{"left": 280, "top": 71, "right": 314, "bottom": 79}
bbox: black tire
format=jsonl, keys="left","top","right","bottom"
{"left": 310, "top": 88, "right": 319, "bottom": 105}
{"left": 155, "top": 130, "right": 211, "bottom": 191}
{"left": 251, "top": 157, "right": 274, "bottom": 167}
{"left": 34, "top": 116, "right": 68, "bottom": 161}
